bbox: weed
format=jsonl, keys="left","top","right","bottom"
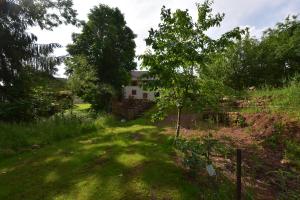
{"left": 236, "top": 114, "right": 247, "bottom": 127}
{"left": 263, "top": 122, "right": 285, "bottom": 149}
{"left": 246, "top": 80, "right": 300, "bottom": 119}
{"left": 285, "top": 140, "right": 300, "bottom": 168}
{"left": 175, "top": 133, "right": 233, "bottom": 171}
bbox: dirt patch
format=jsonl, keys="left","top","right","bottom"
{"left": 157, "top": 113, "right": 203, "bottom": 129}
{"left": 161, "top": 112, "right": 300, "bottom": 200}
{"left": 131, "top": 133, "right": 144, "bottom": 141}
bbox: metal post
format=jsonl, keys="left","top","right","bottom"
{"left": 236, "top": 149, "right": 242, "bottom": 200}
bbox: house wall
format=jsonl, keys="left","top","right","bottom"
{"left": 124, "top": 86, "right": 155, "bottom": 101}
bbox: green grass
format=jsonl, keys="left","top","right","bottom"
{"left": 285, "top": 140, "right": 300, "bottom": 169}
{"left": 0, "top": 104, "right": 96, "bottom": 159}
{"left": 0, "top": 119, "right": 199, "bottom": 200}
{"left": 74, "top": 104, "right": 91, "bottom": 111}
{"left": 244, "top": 81, "right": 300, "bottom": 119}
{"left": 0, "top": 107, "right": 245, "bottom": 200}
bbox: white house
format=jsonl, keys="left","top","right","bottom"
{"left": 123, "top": 71, "right": 155, "bottom": 101}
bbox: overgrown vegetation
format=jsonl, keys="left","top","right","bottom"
{"left": 175, "top": 133, "right": 233, "bottom": 171}
{"left": 246, "top": 77, "right": 300, "bottom": 119}
{"left": 212, "top": 16, "right": 300, "bottom": 90}
{"left": 0, "top": 106, "right": 97, "bottom": 158}
{"left": 0, "top": 0, "right": 79, "bottom": 122}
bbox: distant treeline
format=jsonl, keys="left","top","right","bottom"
{"left": 211, "top": 15, "right": 300, "bottom": 90}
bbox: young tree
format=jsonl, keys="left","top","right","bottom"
{"left": 140, "top": 0, "right": 242, "bottom": 138}
{"left": 66, "top": 4, "right": 136, "bottom": 111}
{"left": 0, "top": 0, "right": 79, "bottom": 121}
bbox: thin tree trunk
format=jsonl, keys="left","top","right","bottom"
{"left": 175, "top": 106, "right": 182, "bottom": 139}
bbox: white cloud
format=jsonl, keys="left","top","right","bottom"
{"left": 28, "top": 0, "right": 300, "bottom": 77}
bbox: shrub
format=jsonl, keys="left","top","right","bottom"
{"left": 175, "top": 133, "right": 233, "bottom": 172}
{"left": 0, "top": 88, "right": 73, "bottom": 122}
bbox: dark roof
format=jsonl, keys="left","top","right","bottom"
{"left": 130, "top": 71, "right": 148, "bottom": 79}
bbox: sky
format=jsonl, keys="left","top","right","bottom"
{"left": 29, "top": 0, "right": 300, "bottom": 78}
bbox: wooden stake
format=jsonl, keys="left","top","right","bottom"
{"left": 236, "top": 149, "right": 242, "bottom": 200}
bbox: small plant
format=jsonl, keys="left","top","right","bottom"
{"left": 175, "top": 138, "right": 206, "bottom": 171}
{"left": 175, "top": 133, "right": 232, "bottom": 172}
{"left": 202, "top": 133, "right": 219, "bottom": 164}
{"left": 263, "top": 122, "right": 285, "bottom": 149}
{"left": 285, "top": 140, "right": 300, "bottom": 168}
{"left": 236, "top": 114, "right": 247, "bottom": 127}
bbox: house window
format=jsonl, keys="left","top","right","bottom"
{"left": 143, "top": 93, "right": 148, "bottom": 99}
{"left": 132, "top": 90, "right": 137, "bottom": 95}
{"left": 131, "top": 80, "right": 138, "bottom": 86}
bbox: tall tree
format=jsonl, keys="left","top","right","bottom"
{"left": 259, "top": 15, "right": 300, "bottom": 86}
{"left": 66, "top": 4, "right": 136, "bottom": 111}
{"left": 214, "top": 15, "right": 300, "bottom": 90}
{"left": 210, "top": 29, "right": 261, "bottom": 90}
{"left": 140, "top": 0, "right": 242, "bottom": 138}
{"left": 0, "top": 0, "right": 79, "bottom": 121}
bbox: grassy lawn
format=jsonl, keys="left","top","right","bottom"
{"left": 0, "top": 103, "right": 246, "bottom": 200}
{"left": 0, "top": 116, "right": 205, "bottom": 200}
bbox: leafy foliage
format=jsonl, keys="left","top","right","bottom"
{"left": 0, "top": 0, "right": 78, "bottom": 121}
{"left": 214, "top": 15, "right": 300, "bottom": 89}
{"left": 66, "top": 4, "right": 136, "bottom": 111}
{"left": 140, "top": 0, "right": 242, "bottom": 137}
{"left": 175, "top": 133, "right": 233, "bottom": 172}
{"left": 0, "top": 74, "right": 73, "bottom": 121}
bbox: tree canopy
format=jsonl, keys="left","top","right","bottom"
{"left": 140, "top": 0, "right": 242, "bottom": 138}
{"left": 66, "top": 4, "right": 136, "bottom": 111}
{"left": 214, "top": 15, "right": 300, "bottom": 90}
{"left": 0, "top": 0, "right": 78, "bottom": 121}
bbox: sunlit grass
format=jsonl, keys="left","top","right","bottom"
{"left": 241, "top": 82, "right": 300, "bottom": 119}
{"left": 0, "top": 108, "right": 253, "bottom": 199}
{"left": 0, "top": 115, "right": 204, "bottom": 200}
{"left": 74, "top": 104, "right": 91, "bottom": 111}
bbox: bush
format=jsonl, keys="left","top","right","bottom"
{"left": 175, "top": 133, "right": 233, "bottom": 172}
{"left": 0, "top": 88, "right": 73, "bottom": 122}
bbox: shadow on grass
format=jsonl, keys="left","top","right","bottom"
{"left": 0, "top": 122, "right": 201, "bottom": 200}
{"left": 0, "top": 120, "right": 242, "bottom": 200}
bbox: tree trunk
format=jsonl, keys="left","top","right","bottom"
{"left": 175, "top": 106, "right": 182, "bottom": 139}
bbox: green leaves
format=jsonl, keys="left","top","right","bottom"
{"left": 66, "top": 4, "right": 136, "bottom": 111}
{"left": 0, "top": 0, "right": 78, "bottom": 121}
{"left": 140, "top": 1, "right": 241, "bottom": 121}
{"left": 214, "top": 15, "right": 300, "bottom": 90}
{"left": 196, "top": 0, "right": 224, "bottom": 30}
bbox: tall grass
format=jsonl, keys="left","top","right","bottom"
{"left": 248, "top": 79, "right": 300, "bottom": 119}
{"left": 0, "top": 114, "right": 97, "bottom": 158}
